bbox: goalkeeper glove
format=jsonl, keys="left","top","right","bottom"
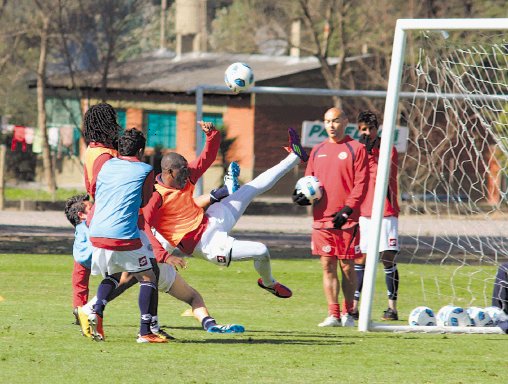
{"left": 292, "top": 189, "right": 311, "bottom": 206}
{"left": 210, "top": 186, "right": 229, "bottom": 204}
{"left": 359, "top": 134, "right": 379, "bottom": 154}
{"left": 332, "top": 206, "right": 353, "bottom": 229}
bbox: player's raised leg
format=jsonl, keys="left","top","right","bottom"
{"left": 219, "top": 128, "right": 307, "bottom": 226}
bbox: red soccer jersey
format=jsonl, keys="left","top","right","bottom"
{"left": 305, "top": 136, "right": 368, "bottom": 229}
{"left": 360, "top": 145, "right": 400, "bottom": 217}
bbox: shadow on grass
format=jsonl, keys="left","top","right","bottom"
{"left": 176, "top": 338, "right": 355, "bottom": 345}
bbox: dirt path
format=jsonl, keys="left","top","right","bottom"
{"left": 0, "top": 210, "right": 506, "bottom": 262}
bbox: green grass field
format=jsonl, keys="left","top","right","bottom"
{"left": 0, "top": 254, "right": 505, "bottom": 384}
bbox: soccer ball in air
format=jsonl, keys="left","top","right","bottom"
{"left": 408, "top": 306, "right": 436, "bottom": 326}
{"left": 466, "top": 307, "right": 493, "bottom": 327}
{"left": 224, "top": 62, "right": 254, "bottom": 94}
{"left": 484, "top": 306, "right": 508, "bottom": 325}
{"left": 295, "top": 175, "right": 323, "bottom": 203}
{"left": 436, "top": 305, "right": 471, "bottom": 327}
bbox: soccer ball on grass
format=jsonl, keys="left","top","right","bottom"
{"left": 224, "top": 62, "right": 254, "bottom": 94}
{"left": 466, "top": 307, "right": 493, "bottom": 327}
{"left": 408, "top": 306, "right": 436, "bottom": 326}
{"left": 436, "top": 305, "right": 471, "bottom": 327}
{"left": 484, "top": 306, "right": 508, "bottom": 325}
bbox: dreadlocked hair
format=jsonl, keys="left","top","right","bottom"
{"left": 357, "top": 110, "right": 379, "bottom": 129}
{"left": 64, "top": 194, "right": 90, "bottom": 227}
{"left": 83, "top": 103, "right": 121, "bottom": 147}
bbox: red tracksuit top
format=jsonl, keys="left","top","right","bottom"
{"left": 305, "top": 135, "right": 368, "bottom": 229}
{"left": 360, "top": 145, "right": 400, "bottom": 218}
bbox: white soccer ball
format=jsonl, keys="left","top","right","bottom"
{"left": 466, "top": 307, "right": 493, "bottom": 327}
{"left": 484, "top": 306, "right": 508, "bottom": 325}
{"left": 436, "top": 305, "right": 471, "bottom": 327}
{"left": 295, "top": 175, "right": 323, "bottom": 203}
{"left": 224, "top": 62, "right": 254, "bottom": 94}
{"left": 408, "top": 306, "right": 436, "bottom": 326}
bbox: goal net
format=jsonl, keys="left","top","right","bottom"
{"left": 359, "top": 18, "right": 508, "bottom": 333}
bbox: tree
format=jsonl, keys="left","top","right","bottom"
{"left": 34, "top": 0, "right": 57, "bottom": 194}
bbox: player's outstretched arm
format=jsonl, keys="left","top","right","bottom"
{"left": 188, "top": 121, "right": 221, "bottom": 183}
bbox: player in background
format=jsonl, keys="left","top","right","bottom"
{"left": 144, "top": 121, "right": 308, "bottom": 300}
{"left": 82, "top": 103, "right": 120, "bottom": 200}
{"left": 293, "top": 107, "right": 368, "bottom": 327}
{"left": 64, "top": 194, "right": 93, "bottom": 326}
{"left": 351, "top": 111, "right": 401, "bottom": 321}
{"left": 68, "top": 103, "right": 120, "bottom": 324}
{"left": 88, "top": 128, "right": 185, "bottom": 343}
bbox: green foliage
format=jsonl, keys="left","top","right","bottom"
{"left": 5, "top": 187, "right": 84, "bottom": 201}
{"left": 0, "top": 254, "right": 505, "bottom": 384}
{"left": 210, "top": 0, "right": 260, "bottom": 53}
{"left": 217, "top": 124, "right": 237, "bottom": 178}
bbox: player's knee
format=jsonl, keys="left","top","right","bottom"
{"left": 340, "top": 259, "right": 355, "bottom": 273}
{"left": 250, "top": 243, "right": 269, "bottom": 260}
{"left": 380, "top": 251, "right": 397, "bottom": 266}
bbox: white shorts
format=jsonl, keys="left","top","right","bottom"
{"left": 157, "top": 263, "right": 177, "bottom": 293}
{"left": 91, "top": 246, "right": 153, "bottom": 277}
{"left": 153, "top": 204, "right": 236, "bottom": 267}
{"left": 359, "top": 216, "right": 399, "bottom": 253}
{"left": 139, "top": 230, "right": 156, "bottom": 260}
{"left": 195, "top": 204, "right": 236, "bottom": 267}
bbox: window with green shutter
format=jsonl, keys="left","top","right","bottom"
{"left": 117, "top": 109, "right": 126, "bottom": 132}
{"left": 144, "top": 111, "right": 177, "bottom": 149}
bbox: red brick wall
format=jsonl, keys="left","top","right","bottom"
{"left": 253, "top": 101, "right": 326, "bottom": 195}
{"left": 223, "top": 106, "right": 254, "bottom": 170}
{"left": 176, "top": 110, "right": 197, "bottom": 161}
{"left": 126, "top": 108, "right": 143, "bottom": 129}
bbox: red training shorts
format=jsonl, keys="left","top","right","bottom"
{"left": 311, "top": 225, "right": 361, "bottom": 259}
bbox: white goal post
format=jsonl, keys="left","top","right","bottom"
{"left": 359, "top": 18, "right": 508, "bottom": 333}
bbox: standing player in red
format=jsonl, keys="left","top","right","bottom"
{"left": 352, "top": 111, "right": 400, "bottom": 321}
{"left": 293, "top": 107, "right": 368, "bottom": 327}
{"left": 70, "top": 103, "right": 120, "bottom": 325}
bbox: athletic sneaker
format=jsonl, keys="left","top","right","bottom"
{"left": 88, "top": 312, "right": 105, "bottom": 341}
{"left": 257, "top": 278, "right": 292, "bottom": 298}
{"left": 286, "top": 128, "right": 309, "bottom": 162}
{"left": 381, "top": 308, "right": 399, "bottom": 321}
{"left": 76, "top": 306, "right": 92, "bottom": 338}
{"left": 136, "top": 333, "right": 169, "bottom": 343}
{"left": 318, "top": 315, "right": 341, "bottom": 327}
{"left": 207, "top": 324, "right": 245, "bottom": 333}
{"left": 152, "top": 327, "right": 176, "bottom": 340}
{"left": 341, "top": 313, "right": 355, "bottom": 327}
{"left": 224, "top": 161, "right": 240, "bottom": 194}
{"left": 150, "top": 319, "right": 176, "bottom": 340}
